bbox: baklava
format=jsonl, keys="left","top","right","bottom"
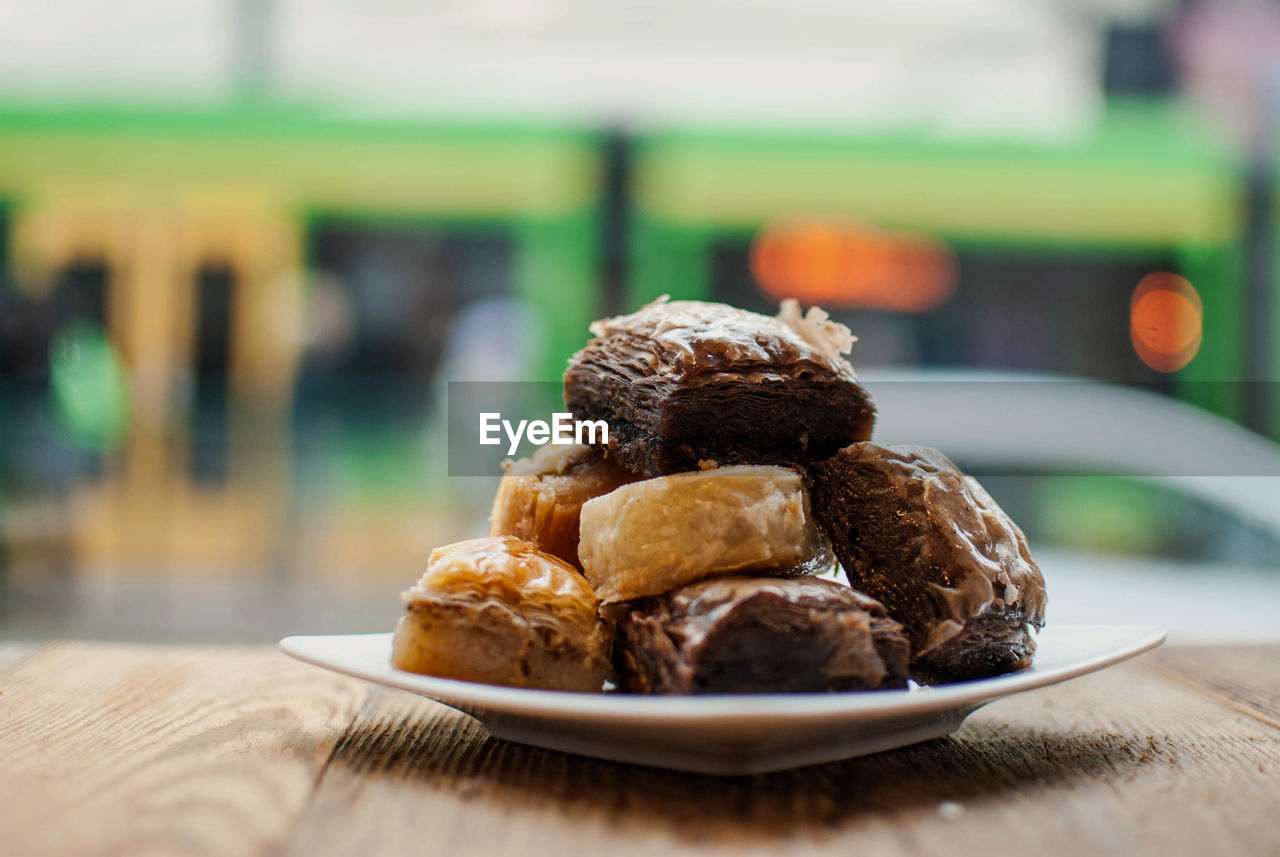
{"left": 565, "top": 297, "right": 875, "bottom": 476}
{"left": 612, "top": 575, "right": 910, "bottom": 694}
{"left": 577, "top": 464, "right": 832, "bottom": 603}
{"left": 489, "top": 443, "right": 637, "bottom": 570}
{"left": 391, "top": 536, "right": 610, "bottom": 691}
{"left": 809, "top": 443, "right": 1046, "bottom": 683}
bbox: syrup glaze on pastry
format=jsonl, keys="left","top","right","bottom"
{"left": 809, "top": 443, "right": 1047, "bottom": 683}
{"left": 612, "top": 575, "right": 910, "bottom": 694}
{"left": 578, "top": 464, "right": 833, "bottom": 603}
{"left": 489, "top": 444, "right": 638, "bottom": 570}
{"left": 565, "top": 297, "right": 875, "bottom": 476}
{"left": 391, "top": 536, "right": 610, "bottom": 691}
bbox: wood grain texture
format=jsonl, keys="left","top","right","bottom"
{"left": 0, "top": 642, "right": 1276, "bottom": 857}
{"left": 0, "top": 640, "right": 39, "bottom": 675}
{"left": 0, "top": 642, "right": 369, "bottom": 857}
{"left": 1146, "top": 644, "right": 1280, "bottom": 727}
{"left": 283, "top": 654, "right": 1280, "bottom": 857}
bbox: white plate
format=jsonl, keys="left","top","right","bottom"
{"left": 280, "top": 624, "right": 1165, "bottom": 775}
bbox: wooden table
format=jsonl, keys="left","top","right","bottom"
{"left": 1, "top": 641, "right": 1277, "bottom": 857}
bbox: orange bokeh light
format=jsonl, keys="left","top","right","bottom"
{"left": 1130, "top": 272, "right": 1202, "bottom": 373}
{"left": 880, "top": 230, "right": 955, "bottom": 312}
{"left": 750, "top": 215, "right": 954, "bottom": 313}
{"left": 752, "top": 219, "right": 849, "bottom": 303}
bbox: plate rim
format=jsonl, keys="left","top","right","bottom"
{"left": 280, "top": 623, "right": 1167, "bottom": 725}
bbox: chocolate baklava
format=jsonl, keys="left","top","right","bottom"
{"left": 809, "top": 443, "right": 1046, "bottom": 683}
{"left": 612, "top": 575, "right": 910, "bottom": 694}
{"left": 565, "top": 297, "right": 875, "bottom": 476}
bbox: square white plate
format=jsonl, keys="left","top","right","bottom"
{"left": 280, "top": 624, "right": 1165, "bottom": 775}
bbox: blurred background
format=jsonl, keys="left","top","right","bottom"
{"left": 1, "top": 0, "right": 1279, "bottom": 643}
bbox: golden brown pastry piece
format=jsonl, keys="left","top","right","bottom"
{"left": 391, "top": 536, "right": 610, "bottom": 692}
{"left": 578, "top": 465, "right": 833, "bottom": 603}
{"left": 489, "top": 443, "right": 638, "bottom": 570}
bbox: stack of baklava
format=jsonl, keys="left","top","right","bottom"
{"left": 391, "top": 297, "right": 1046, "bottom": 693}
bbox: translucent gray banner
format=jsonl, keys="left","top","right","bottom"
{"left": 446, "top": 379, "right": 1280, "bottom": 478}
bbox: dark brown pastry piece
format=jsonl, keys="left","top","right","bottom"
{"left": 809, "top": 443, "right": 1047, "bottom": 684}
{"left": 489, "top": 443, "right": 638, "bottom": 571}
{"left": 612, "top": 575, "right": 910, "bottom": 694}
{"left": 565, "top": 297, "right": 875, "bottom": 477}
